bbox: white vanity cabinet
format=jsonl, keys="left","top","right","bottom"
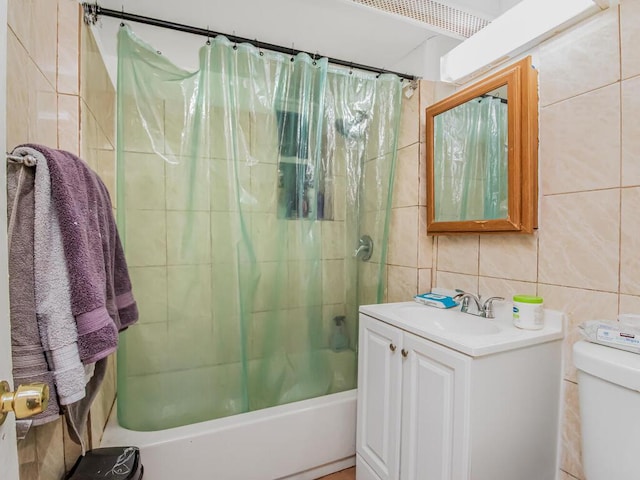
{"left": 356, "top": 303, "right": 563, "bottom": 480}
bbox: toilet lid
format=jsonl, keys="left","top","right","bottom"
{"left": 573, "top": 341, "right": 640, "bottom": 392}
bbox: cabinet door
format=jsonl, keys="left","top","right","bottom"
{"left": 400, "top": 332, "right": 471, "bottom": 480}
{"left": 357, "top": 314, "right": 404, "bottom": 480}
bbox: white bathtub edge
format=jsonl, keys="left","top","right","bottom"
{"left": 102, "top": 389, "right": 357, "bottom": 480}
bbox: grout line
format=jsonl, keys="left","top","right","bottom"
{"left": 541, "top": 80, "right": 620, "bottom": 109}
{"left": 618, "top": 51, "right": 623, "bottom": 315}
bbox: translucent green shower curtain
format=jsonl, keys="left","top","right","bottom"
{"left": 433, "top": 96, "right": 508, "bottom": 221}
{"left": 115, "top": 26, "right": 401, "bottom": 431}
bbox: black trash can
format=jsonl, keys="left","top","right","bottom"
{"left": 65, "top": 447, "right": 143, "bottom": 480}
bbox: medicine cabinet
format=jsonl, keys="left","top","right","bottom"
{"left": 425, "top": 56, "right": 538, "bottom": 235}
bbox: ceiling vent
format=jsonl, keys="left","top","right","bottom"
{"left": 350, "top": 0, "right": 491, "bottom": 38}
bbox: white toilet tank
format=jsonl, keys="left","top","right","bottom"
{"left": 573, "top": 340, "right": 640, "bottom": 480}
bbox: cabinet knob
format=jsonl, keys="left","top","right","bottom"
{"left": 401, "top": 349, "right": 409, "bottom": 358}
{"left": 389, "top": 343, "right": 397, "bottom": 352}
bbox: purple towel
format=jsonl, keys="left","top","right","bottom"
{"left": 23, "top": 145, "right": 138, "bottom": 364}
{"left": 7, "top": 161, "right": 60, "bottom": 428}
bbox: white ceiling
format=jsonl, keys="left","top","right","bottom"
{"left": 90, "top": 0, "right": 524, "bottom": 81}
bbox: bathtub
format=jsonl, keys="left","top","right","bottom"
{"left": 101, "top": 350, "right": 357, "bottom": 479}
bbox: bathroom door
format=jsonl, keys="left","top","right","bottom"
{"left": 0, "top": 0, "right": 20, "bottom": 476}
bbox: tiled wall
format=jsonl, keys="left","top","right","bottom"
{"left": 7, "top": 1, "right": 118, "bottom": 478}
{"left": 389, "top": 4, "right": 640, "bottom": 479}
{"left": 120, "top": 87, "right": 356, "bottom": 384}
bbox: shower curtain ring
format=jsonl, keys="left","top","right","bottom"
{"left": 349, "top": 62, "right": 353, "bottom": 75}
{"left": 206, "top": 26, "right": 211, "bottom": 46}
{"left": 290, "top": 43, "right": 295, "bottom": 62}
{"left": 120, "top": 5, "right": 124, "bottom": 27}
{"left": 312, "top": 52, "right": 317, "bottom": 66}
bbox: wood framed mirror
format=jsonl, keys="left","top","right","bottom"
{"left": 426, "top": 56, "right": 538, "bottom": 235}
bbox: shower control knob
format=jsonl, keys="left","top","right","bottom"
{"left": 389, "top": 343, "right": 397, "bottom": 352}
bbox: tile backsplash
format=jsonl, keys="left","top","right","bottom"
{"left": 7, "top": 1, "right": 118, "bottom": 478}
{"left": 388, "top": 4, "right": 640, "bottom": 479}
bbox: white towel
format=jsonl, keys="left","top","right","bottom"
{"left": 24, "top": 146, "right": 87, "bottom": 405}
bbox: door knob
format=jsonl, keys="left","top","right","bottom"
{"left": 0, "top": 380, "right": 49, "bottom": 425}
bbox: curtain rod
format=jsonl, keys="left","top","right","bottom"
{"left": 82, "top": 3, "right": 418, "bottom": 81}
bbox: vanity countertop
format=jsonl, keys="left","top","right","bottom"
{"left": 359, "top": 301, "right": 564, "bottom": 357}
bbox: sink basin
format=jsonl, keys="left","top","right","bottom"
{"left": 395, "top": 305, "right": 501, "bottom": 335}
{"left": 360, "top": 301, "right": 564, "bottom": 357}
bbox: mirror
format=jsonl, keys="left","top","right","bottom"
{"left": 426, "top": 56, "right": 538, "bottom": 235}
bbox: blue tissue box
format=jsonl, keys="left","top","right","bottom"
{"left": 414, "top": 292, "right": 458, "bottom": 309}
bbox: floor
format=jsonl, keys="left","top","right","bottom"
{"left": 317, "top": 467, "right": 355, "bottom": 480}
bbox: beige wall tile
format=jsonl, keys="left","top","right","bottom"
{"left": 560, "top": 471, "right": 580, "bottom": 480}
{"left": 57, "top": 0, "right": 80, "bottom": 95}
{"left": 57, "top": 93, "right": 80, "bottom": 154}
{"left": 81, "top": 25, "right": 115, "bottom": 146}
{"left": 419, "top": 80, "right": 435, "bottom": 144}
{"left": 398, "top": 89, "right": 419, "bottom": 149}
{"left": 538, "top": 284, "right": 618, "bottom": 382}
{"left": 387, "top": 265, "right": 417, "bottom": 302}
{"left": 322, "top": 259, "right": 346, "bottom": 305}
{"left": 167, "top": 211, "right": 211, "bottom": 265}
{"left": 478, "top": 276, "right": 537, "bottom": 300}
{"left": 250, "top": 212, "right": 283, "bottom": 263}
{"left": 621, "top": 0, "right": 640, "bottom": 79}
{"left": 6, "top": 30, "right": 29, "bottom": 150}
{"left": 540, "top": 84, "right": 620, "bottom": 194}
{"left": 19, "top": 462, "right": 38, "bottom": 480}
{"left": 392, "top": 144, "right": 419, "bottom": 208}
{"left": 125, "top": 210, "right": 168, "bottom": 267}
{"left": 8, "top": 0, "right": 31, "bottom": 51}
{"left": 124, "top": 323, "right": 170, "bottom": 376}
{"left": 621, "top": 76, "right": 640, "bottom": 186}
{"left": 387, "top": 207, "right": 418, "bottom": 267}
{"left": 619, "top": 293, "right": 640, "bottom": 315}
{"left": 129, "top": 267, "right": 168, "bottom": 325}
{"left": 35, "top": 419, "right": 65, "bottom": 480}
{"left": 436, "top": 235, "right": 479, "bottom": 275}
{"left": 29, "top": 61, "right": 59, "bottom": 147}
{"left": 418, "top": 142, "right": 427, "bottom": 207}
{"left": 479, "top": 233, "right": 538, "bottom": 282}
{"left": 167, "top": 265, "right": 212, "bottom": 320}
{"left": 90, "top": 356, "right": 116, "bottom": 446}
{"left": 560, "top": 380, "right": 584, "bottom": 479}
{"left": 538, "top": 9, "right": 620, "bottom": 106}
{"left": 418, "top": 268, "right": 432, "bottom": 294}
{"left": 620, "top": 187, "right": 640, "bottom": 294}
{"left": 31, "top": 0, "right": 58, "bottom": 89}
{"left": 360, "top": 261, "right": 386, "bottom": 306}
{"left": 538, "top": 190, "right": 619, "bottom": 292}
{"left": 322, "top": 221, "right": 345, "bottom": 260}
{"left": 124, "top": 152, "right": 166, "bottom": 210}
{"left": 249, "top": 163, "right": 278, "bottom": 213}
{"left": 17, "top": 430, "right": 36, "bottom": 469}
{"left": 418, "top": 207, "right": 433, "bottom": 268}
{"left": 94, "top": 149, "right": 116, "bottom": 202}
{"left": 435, "top": 271, "right": 479, "bottom": 295}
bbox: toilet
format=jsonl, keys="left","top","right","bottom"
{"left": 573, "top": 340, "right": 640, "bottom": 480}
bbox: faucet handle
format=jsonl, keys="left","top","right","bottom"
{"left": 482, "top": 296, "right": 505, "bottom": 318}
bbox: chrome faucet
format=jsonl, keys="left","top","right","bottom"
{"left": 454, "top": 290, "right": 504, "bottom": 318}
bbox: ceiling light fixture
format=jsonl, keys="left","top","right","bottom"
{"left": 440, "top": 0, "right": 610, "bottom": 84}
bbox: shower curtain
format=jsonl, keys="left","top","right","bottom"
{"left": 433, "top": 96, "right": 508, "bottom": 221}
{"left": 115, "top": 26, "right": 401, "bottom": 431}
